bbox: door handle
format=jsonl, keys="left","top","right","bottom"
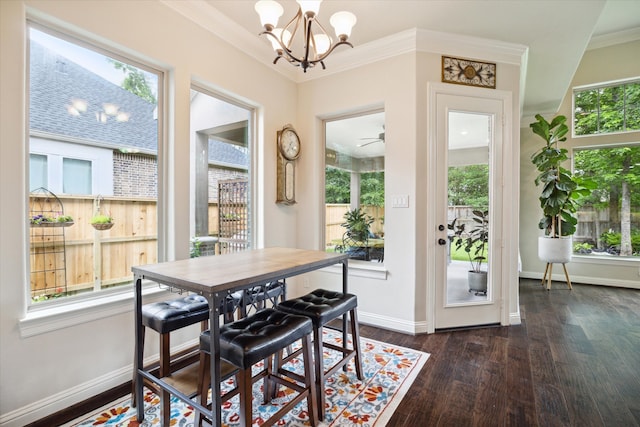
{"left": 438, "top": 238, "right": 447, "bottom": 246}
{"left": 438, "top": 224, "right": 445, "bottom": 231}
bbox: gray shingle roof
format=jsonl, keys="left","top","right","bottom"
{"left": 30, "top": 41, "right": 157, "bottom": 151}
{"left": 29, "top": 41, "right": 248, "bottom": 169}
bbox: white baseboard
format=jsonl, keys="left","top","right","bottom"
{"left": 0, "top": 366, "right": 131, "bottom": 427}
{"left": 519, "top": 271, "right": 640, "bottom": 290}
{"left": 0, "top": 339, "right": 197, "bottom": 427}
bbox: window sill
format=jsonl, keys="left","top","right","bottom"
{"left": 19, "top": 284, "right": 170, "bottom": 338}
{"left": 571, "top": 253, "right": 639, "bottom": 266}
{"left": 324, "top": 261, "right": 388, "bottom": 280}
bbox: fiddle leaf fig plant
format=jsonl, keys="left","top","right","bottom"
{"left": 453, "top": 209, "right": 489, "bottom": 273}
{"left": 530, "top": 114, "right": 593, "bottom": 238}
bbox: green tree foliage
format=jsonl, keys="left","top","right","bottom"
{"left": 448, "top": 165, "right": 489, "bottom": 207}
{"left": 574, "top": 81, "right": 640, "bottom": 135}
{"left": 325, "top": 168, "right": 385, "bottom": 207}
{"left": 360, "top": 171, "right": 384, "bottom": 207}
{"left": 574, "top": 146, "right": 640, "bottom": 256}
{"left": 325, "top": 167, "right": 350, "bottom": 203}
{"left": 109, "top": 60, "right": 157, "bottom": 104}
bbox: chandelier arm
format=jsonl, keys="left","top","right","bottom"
{"left": 313, "top": 39, "right": 354, "bottom": 63}
{"left": 282, "top": 8, "right": 302, "bottom": 52}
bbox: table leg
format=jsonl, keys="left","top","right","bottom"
{"left": 209, "top": 292, "right": 222, "bottom": 427}
{"left": 134, "top": 275, "right": 145, "bottom": 422}
{"left": 341, "top": 260, "right": 348, "bottom": 369}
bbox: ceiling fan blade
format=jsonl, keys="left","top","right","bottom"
{"left": 357, "top": 139, "right": 381, "bottom": 147}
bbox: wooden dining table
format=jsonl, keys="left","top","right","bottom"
{"left": 132, "top": 247, "right": 349, "bottom": 426}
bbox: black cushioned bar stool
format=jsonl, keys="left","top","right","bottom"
{"left": 275, "top": 288, "right": 363, "bottom": 420}
{"left": 132, "top": 293, "right": 240, "bottom": 424}
{"left": 196, "top": 308, "right": 318, "bottom": 427}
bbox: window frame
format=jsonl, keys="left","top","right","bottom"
{"left": 23, "top": 20, "right": 166, "bottom": 326}
{"left": 323, "top": 109, "right": 387, "bottom": 275}
{"left": 189, "top": 83, "right": 257, "bottom": 254}
{"left": 570, "top": 142, "right": 640, "bottom": 263}
{"left": 572, "top": 77, "right": 640, "bottom": 138}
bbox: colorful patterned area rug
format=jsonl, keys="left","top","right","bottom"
{"left": 69, "top": 330, "right": 429, "bottom": 426}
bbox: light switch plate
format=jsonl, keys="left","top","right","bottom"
{"left": 392, "top": 195, "right": 409, "bottom": 208}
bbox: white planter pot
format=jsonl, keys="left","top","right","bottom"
{"left": 468, "top": 270, "right": 488, "bottom": 294}
{"left": 538, "top": 236, "right": 572, "bottom": 263}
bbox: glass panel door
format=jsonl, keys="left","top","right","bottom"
{"left": 434, "top": 94, "right": 502, "bottom": 329}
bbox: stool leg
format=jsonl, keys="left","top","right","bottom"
{"left": 238, "top": 367, "right": 253, "bottom": 427}
{"left": 196, "top": 352, "right": 210, "bottom": 427}
{"left": 161, "top": 388, "right": 171, "bottom": 426}
{"left": 349, "top": 308, "right": 364, "bottom": 381}
{"left": 302, "top": 334, "right": 318, "bottom": 427}
{"left": 159, "top": 332, "right": 170, "bottom": 377}
{"left": 313, "top": 325, "right": 326, "bottom": 421}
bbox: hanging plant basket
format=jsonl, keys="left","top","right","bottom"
{"left": 31, "top": 221, "right": 75, "bottom": 228}
{"left": 91, "top": 222, "right": 114, "bottom": 231}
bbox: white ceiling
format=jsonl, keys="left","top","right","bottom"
{"left": 164, "top": 0, "right": 640, "bottom": 155}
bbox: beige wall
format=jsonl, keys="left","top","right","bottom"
{"left": 4, "top": 0, "right": 635, "bottom": 424}
{"left": 0, "top": 0, "right": 299, "bottom": 423}
{"left": 519, "top": 40, "right": 640, "bottom": 288}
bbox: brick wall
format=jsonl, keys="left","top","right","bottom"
{"left": 112, "top": 152, "right": 247, "bottom": 200}
{"left": 113, "top": 153, "right": 157, "bottom": 198}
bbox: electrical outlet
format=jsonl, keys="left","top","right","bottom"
{"left": 303, "top": 278, "right": 310, "bottom": 288}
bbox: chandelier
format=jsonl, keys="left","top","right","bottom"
{"left": 254, "top": 0, "right": 357, "bottom": 73}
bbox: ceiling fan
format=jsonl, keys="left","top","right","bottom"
{"left": 357, "top": 127, "right": 385, "bottom": 147}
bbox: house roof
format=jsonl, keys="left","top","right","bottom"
{"left": 29, "top": 41, "right": 248, "bottom": 169}
{"left": 29, "top": 41, "right": 158, "bottom": 152}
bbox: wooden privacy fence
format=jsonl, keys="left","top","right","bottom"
{"left": 326, "top": 204, "right": 385, "bottom": 246}
{"left": 29, "top": 194, "right": 226, "bottom": 298}
{"left": 29, "top": 195, "right": 158, "bottom": 297}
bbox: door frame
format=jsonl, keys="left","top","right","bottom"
{"left": 426, "top": 82, "right": 517, "bottom": 333}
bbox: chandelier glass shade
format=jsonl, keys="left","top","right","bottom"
{"left": 254, "top": 0, "right": 356, "bottom": 72}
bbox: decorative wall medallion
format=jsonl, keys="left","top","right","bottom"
{"left": 442, "top": 56, "right": 496, "bottom": 88}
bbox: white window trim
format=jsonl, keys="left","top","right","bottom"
{"left": 324, "top": 262, "right": 388, "bottom": 280}
{"left": 19, "top": 283, "right": 172, "bottom": 338}
{"left": 572, "top": 77, "right": 640, "bottom": 138}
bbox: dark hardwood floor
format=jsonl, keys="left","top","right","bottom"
{"left": 372, "top": 279, "right": 640, "bottom": 427}
{"left": 31, "top": 279, "right": 640, "bottom": 427}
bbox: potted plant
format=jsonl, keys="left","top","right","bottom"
{"left": 30, "top": 214, "right": 74, "bottom": 227}
{"left": 338, "top": 207, "right": 374, "bottom": 260}
{"left": 341, "top": 207, "right": 374, "bottom": 242}
{"left": 453, "top": 209, "right": 489, "bottom": 294}
{"left": 529, "top": 114, "right": 592, "bottom": 263}
{"left": 90, "top": 214, "right": 114, "bottom": 230}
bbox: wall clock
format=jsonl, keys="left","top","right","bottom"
{"left": 442, "top": 56, "right": 496, "bottom": 89}
{"left": 276, "top": 124, "right": 300, "bottom": 205}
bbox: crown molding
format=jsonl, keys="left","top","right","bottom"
{"left": 587, "top": 27, "right": 640, "bottom": 50}
{"left": 160, "top": 1, "right": 527, "bottom": 84}
{"left": 415, "top": 29, "right": 528, "bottom": 65}
{"left": 160, "top": 0, "right": 299, "bottom": 81}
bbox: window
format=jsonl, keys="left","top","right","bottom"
{"left": 29, "top": 154, "right": 47, "bottom": 190}
{"left": 573, "top": 79, "right": 640, "bottom": 136}
{"left": 189, "top": 86, "right": 252, "bottom": 258}
{"left": 325, "top": 111, "right": 385, "bottom": 264}
{"left": 28, "top": 25, "right": 162, "bottom": 304}
{"left": 573, "top": 145, "right": 640, "bottom": 258}
{"left": 63, "top": 158, "right": 92, "bottom": 194}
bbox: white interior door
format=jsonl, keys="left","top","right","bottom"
{"left": 433, "top": 91, "right": 504, "bottom": 330}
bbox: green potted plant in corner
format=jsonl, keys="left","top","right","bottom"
{"left": 530, "top": 114, "right": 593, "bottom": 263}
{"left": 342, "top": 207, "right": 374, "bottom": 242}
{"left": 453, "top": 209, "right": 489, "bottom": 294}
{"left": 339, "top": 207, "right": 374, "bottom": 260}
{"left": 90, "top": 213, "right": 114, "bottom": 231}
